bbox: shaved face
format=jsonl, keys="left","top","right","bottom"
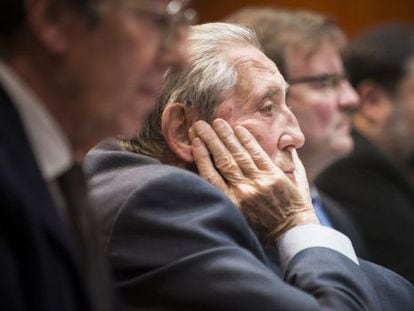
{"left": 214, "top": 45, "right": 304, "bottom": 180}
{"left": 285, "top": 39, "right": 359, "bottom": 178}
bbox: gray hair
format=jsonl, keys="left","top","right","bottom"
{"left": 121, "top": 22, "right": 261, "bottom": 162}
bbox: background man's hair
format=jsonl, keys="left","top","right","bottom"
{"left": 121, "top": 22, "right": 261, "bottom": 162}
{"left": 225, "top": 6, "right": 346, "bottom": 78}
{"left": 344, "top": 23, "right": 414, "bottom": 95}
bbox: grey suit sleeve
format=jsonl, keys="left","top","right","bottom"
{"left": 101, "top": 167, "right": 406, "bottom": 310}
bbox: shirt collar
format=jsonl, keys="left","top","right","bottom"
{"left": 311, "top": 187, "right": 319, "bottom": 201}
{"left": 0, "top": 60, "right": 73, "bottom": 181}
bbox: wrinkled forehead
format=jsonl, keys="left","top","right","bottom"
{"left": 231, "top": 46, "right": 287, "bottom": 89}
{"left": 226, "top": 45, "right": 281, "bottom": 76}
{"left": 217, "top": 45, "right": 288, "bottom": 106}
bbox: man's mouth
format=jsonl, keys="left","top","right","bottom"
{"left": 336, "top": 117, "right": 352, "bottom": 131}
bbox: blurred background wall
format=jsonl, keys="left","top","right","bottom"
{"left": 192, "top": 0, "right": 414, "bottom": 38}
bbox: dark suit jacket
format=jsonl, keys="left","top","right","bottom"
{"left": 85, "top": 141, "right": 414, "bottom": 310}
{"left": 0, "top": 86, "right": 94, "bottom": 310}
{"left": 317, "top": 129, "right": 414, "bottom": 283}
{"left": 319, "top": 191, "right": 368, "bottom": 258}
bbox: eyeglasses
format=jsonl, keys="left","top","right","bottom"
{"left": 125, "top": 1, "right": 197, "bottom": 25}
{"left": 287, "top": 73, "right": 349, "bottom": 91}
{"left": 94, "top": 0, "right": 197, "bottom": 47}
{"left": 136, "top": 0, "right": 196, "bottom": 47}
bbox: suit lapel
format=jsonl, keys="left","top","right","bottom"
{"left": 0, "top": 86, "right": 83, "bottom": 271}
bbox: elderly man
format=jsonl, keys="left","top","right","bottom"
{"left": 225, "top": 8, "right": 367, "bottom": 256}
{"left": 0, "top": 0, "right": 191, "bottom": 310}
{"left": 317, "top": 23, "right": 414, "bottom": 283}
{"left": 85, "top": 22, "right": 414, "bottom": 310}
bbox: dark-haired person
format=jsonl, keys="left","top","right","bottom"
{"left": 317, "top": 23, "right": 414, "bottom": 283}
{"left": 0, "top": 0, "right": 191, "bottom": 310}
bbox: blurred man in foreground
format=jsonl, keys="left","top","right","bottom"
{"left": 85, "top": 22, "right": 414, "bottom": 310}
{"left": 0, "top": 0, "right": 191, "bottom": 310}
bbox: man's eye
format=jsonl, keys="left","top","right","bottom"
{"left": 310, "top": 76, "right": 343, "bottom": 90}
{"left": 259, "top": 103, "right": 275, "bottom": 114}
{"left": 310, "top": 79, "right": 331, "bottom": 89}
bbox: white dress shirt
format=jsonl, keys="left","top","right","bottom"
{"left": 278, "top": 224, "right": 359, "bottom": 272}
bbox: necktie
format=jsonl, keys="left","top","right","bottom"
{"left": 57, "top": 164, "right": 113, "bottom": 311}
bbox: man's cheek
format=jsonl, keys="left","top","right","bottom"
{"left": 315, "top": 103, "right": 336, "bottom": 126}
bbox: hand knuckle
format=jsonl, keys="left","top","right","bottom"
{"left": 233, "top": 152, "right": 251, "bottom": 166}
{"left": 216, "top": 155, "right": 236, "bottom": 171}
{"left": 221, "top": 132, "right": 233, "bottom": 143}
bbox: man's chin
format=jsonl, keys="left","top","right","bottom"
{"left": 305, "top": 137, "right": 354, "bottom": 171}
{"left": 328, "top": 137, "right": 354, "bottom": 162}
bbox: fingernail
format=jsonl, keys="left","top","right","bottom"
{"left": 213, "top": 118, "right": 226, "bottom": 129}
{"left": 234, "top": 125, "right": 247, "bottom": 135}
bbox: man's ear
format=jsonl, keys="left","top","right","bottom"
{"left": 356, "top": 80, "right": 393, "bottom": 125}
{"left": 25, "top": 0, "right": 74, "bottom": 54}
{"left": 161, "top": 103, "right": 197, "bottom": 163}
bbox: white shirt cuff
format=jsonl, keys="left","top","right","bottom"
{"left": 277, "top": 224, "right": 359, "bottom": 272}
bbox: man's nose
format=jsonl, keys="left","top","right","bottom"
{"left": 279, "top": 109, "right": 305, "bottom": 150}
{"left": 290, "top": 122, "right": 306, "bottom": 149}
{"left": 338, "top": 80, "right": 360, "bottom": 112}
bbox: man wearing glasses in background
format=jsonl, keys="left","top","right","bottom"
{"left": 226, "top": 8, "right": 368, "bottom": 257}
{"left": 0, "top": 0, "right": 193, "bottom": 310}
{"left": 317, "top": 23, "right": 414, "bottom": 283}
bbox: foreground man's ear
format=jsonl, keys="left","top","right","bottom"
{"left": 26, "top": 0, "right": 75, "bottom": 54}
{"left": 162, "top": 103, "right": 198, "bottom": 163}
